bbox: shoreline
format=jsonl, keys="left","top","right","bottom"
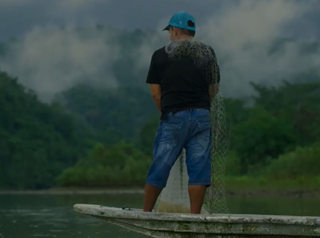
{"left": 0, "top": 188, "right": 144, "bottom": 195}
{"left": 1, "top": 187, "right": 319, "bottom": 198}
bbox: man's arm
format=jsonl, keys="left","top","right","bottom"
{"left": 149, "top": 84, "right": 161, "bottom": 111}
{"left": 209, "top": 46, "right": 220, "bottom": 100}
{"left": 209, "top": 83, "right": 219, "bottom": 100}
{"left": 146, "top": 52, "right": 162, "bottom": 111}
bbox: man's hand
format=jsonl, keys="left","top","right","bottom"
{"left": 149, "top": 84, "right": 161, "bottom": 111}
{"left": 209, "top": 83, "right": 219, "bottom": 99}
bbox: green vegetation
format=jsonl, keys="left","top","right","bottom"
{"left": 229, "top": 81, "right": 320, "bottom": 174}
{"left": 2, "top": 67, "right": 319, "bottom": 191}
{"left": 0, "top": 30, "right": 320, "bottom": 192}
{"left": 55, "top": 84, "right": 157, "bottom": 144}
{"left": 0, "top": 71, "right": 89, "bottom": 189}
{"left": 0, "top": 70, "right": 156, "bottom": 189}
{"left": 56, "top": 142, "right": 150, "bottom": 187}
{"left": 225, "top": 143, "right": 320, "bottom": 193}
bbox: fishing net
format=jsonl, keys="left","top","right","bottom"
{"left": 153, "top": 150, "right": 193, "bottom": 214}
{"left": 165, "top": 38, "right": 220, "bottom": 85}
{"left": 154, "top": 39, "right": 229, "bottom": 214}
{"left": 204, "top": 92, "right": 229, "bottom": 214}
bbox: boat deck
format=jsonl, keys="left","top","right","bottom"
{"left": 73, "top": 204, "right": 320, "bottom": 238}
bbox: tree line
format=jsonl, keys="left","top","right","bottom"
{"left": 1, "top": 69, "right": 320, "bottom": 189}
{"left": 0, "top": 26, "right": 319, "bottom": 189}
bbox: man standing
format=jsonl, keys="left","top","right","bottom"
{"left": 143, "top": 11, "right": 220, "bottom": 214}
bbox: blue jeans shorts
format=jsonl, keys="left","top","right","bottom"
{"left": 145, "top": 108, "right": 211, "bottom": 188}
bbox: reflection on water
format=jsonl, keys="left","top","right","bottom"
{"left": 226, "top": 195, "right": 320, "bottom": 217}
{"left": 0, "top": 194, "right": 145, "bottom": 238}
{"left": 0, "top": 193, "right": 319, "bottom": 238}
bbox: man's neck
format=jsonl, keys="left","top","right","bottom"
{"left": 179, "top": 35, "right": 191, "bottom": 40}
{"left": 172, "top": 34, "right": 192, "bottom": 41}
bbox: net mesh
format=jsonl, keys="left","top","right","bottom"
{"left": 154, "top": 39, "right": 229, "bottom": 214}
{"left": 165, "top": 38, "right": 220, "bottom": 86}
{"left": 204, "top": 93, "right": 229, "bottom": 214}
{"left": 153, "top": 150, "right": 193, "bottom": 214}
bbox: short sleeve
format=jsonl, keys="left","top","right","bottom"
{"left": 209, "top": 47, "right": 220, "bottom": 84}
{"left": 146, "top": 52, "right": 160, "bottom": 84}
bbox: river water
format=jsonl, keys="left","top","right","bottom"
{"left": 0, "top": 193, "right": 319, "bottom": 238}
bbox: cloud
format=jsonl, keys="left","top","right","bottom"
{"left": 0, "top": 0, "right": 319, "bottom": 102}
{"left": 137, "top": 0, "right": 320, "bottom": 98}
{"left": 198, "top": 0, "right": 319, "bottom": 97}
{"left": 196, "top": 0, "right": 315, "bottom": 96}
{"left": 53, "top": 0, "right": 107, "bottom": 16}
{"left": 58, "top": 0, "right": 101, "bottom": 9}
{"left": 0, "top": 25, "right": 119, "bottom": 102}
{"left": 0, "top": 0, "right": 32, "bottom": 5}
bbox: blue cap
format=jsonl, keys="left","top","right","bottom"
{"left": 163, "top": 11, "right": 196, "bottom": 32}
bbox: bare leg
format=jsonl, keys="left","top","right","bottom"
{"left": 188, "top": 185, "right": 206, "bottom": 214}
{"left": 143, "top": 184, "right": 163, "bottom": 212}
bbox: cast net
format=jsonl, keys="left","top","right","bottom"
{"left": 153, "top": 39, "right": 229, "bottom": 214}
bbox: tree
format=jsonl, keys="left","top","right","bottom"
{"left": 233, "top": 107, "right": 298, "bottom": 174}
{"left": 56, "top": 84, "right": 157, "bottom": 145}
{"left": 56, "top": 141, "right": 151, "bottom": 187}
{"left": 0, "top": 71, "right": 88, "bottom": 189}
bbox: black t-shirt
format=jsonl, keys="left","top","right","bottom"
{"left": 146, "top": 45, "right": 220, "bottom": 113}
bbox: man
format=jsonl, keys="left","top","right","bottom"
{"left": 143, "top": 11, "right": 220, "bottom": 214}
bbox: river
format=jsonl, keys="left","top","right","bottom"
{"left": 0, "top": 192, "right": 319, "bottom": 238}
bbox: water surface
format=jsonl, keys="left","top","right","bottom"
{"left": 0, "top": 193, "right": 319, "bottom": 238}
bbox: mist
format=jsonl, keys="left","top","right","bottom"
{"left": 138, "top": 0, "right": 320, "bottom": 98}
{"left": 0, "top": 25, "right": 120, "bottom": 102}
{"left": 202, "top": 0, "right": 320, "bottom": 97}
{"left": 0, "top": 0, "right": 319, "bottom": 102}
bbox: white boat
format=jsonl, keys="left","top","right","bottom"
{"left": 73, "top": 204, "right": 320, "bottom": 238}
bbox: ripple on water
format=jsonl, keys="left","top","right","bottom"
{"left": 1, "top": 194, "right": 319, "bottom": 238}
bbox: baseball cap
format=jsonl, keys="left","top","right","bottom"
{"left": 163, "top": 11, "right": 196, "bottom": 32}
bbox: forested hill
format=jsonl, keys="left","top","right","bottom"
{"left": 0, "top": 70, "right": 157, "bottom": 189}
{"left": 0, "top": 26, "right": 320, "bottom": 190}
{"left": 2, "top": 67, "right": 320, "bottom": 189}
{"left": 54, "top": 84, "right": 157, "bottom": 144}
{"left": 0, "top": 71, "right": 88, "bottom": 189}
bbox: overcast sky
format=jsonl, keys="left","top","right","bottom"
{"left": 0, "top": 0, "right": 320, "bottom": 101}
{"left": 0, "top": 0, "right": 319, "bottom": 41}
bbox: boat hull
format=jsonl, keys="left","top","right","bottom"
{"left": 73, "top": 204, "right": 320, "bottom": 238}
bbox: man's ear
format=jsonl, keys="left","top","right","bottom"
{"left": 171, "top": 27, "right": 177, "bottom": 36}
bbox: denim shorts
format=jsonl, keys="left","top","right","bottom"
{"left": 145, "top": 108, "right": 211, "bottom": 188}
